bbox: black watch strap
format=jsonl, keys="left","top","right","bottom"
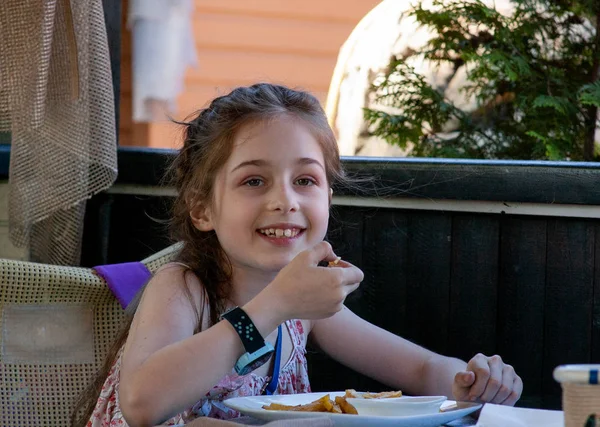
{"left": 221, "top": 307, "right": 265, "bottom": 353}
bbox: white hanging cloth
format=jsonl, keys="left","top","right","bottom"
{"left": 129, "top": 0, "right": 198, "bottom": 122}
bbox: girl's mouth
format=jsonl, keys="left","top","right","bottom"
{"left": 257, "top": 227, "right": 303, "bottom": 238}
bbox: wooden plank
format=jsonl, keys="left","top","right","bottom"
{"left": 194, "top": 13, "right": 354, "bottom": 56}
{"left": 497, "top": 217, "right": 546, "bottom": 409}
{"left": 186, "top": 49, "right": 335, "bottom": 91}
{"left": 195, "top": 0, "right": 382, "bottom": 24}
{"left": 119, "top": 58, "right": 131, "bottom": 92}
{"left": 102, "top": 0, "right": 122, "bottom": 137}
{"left": 118, "top": 94, "right": 132, "bottom": 128}
{"left": 311, "top": 208, "right": 409, "bottom": 394}
{"left": 81, "top": 193, "right": 114, "bottom": 267}
{"left": 341, "top": 160, "right": 600, "bottom": 206}
{"left": 177, "top": 85, "right": 328, "bottom": 121}
{"left": 405, "top": 211, "right": 451, "bottom": 355}
{"left": 361, "top": 209, "right": 408, "bottom": 336}
{"left": 326, "top": 206, "right": 365, "bottom": 314}
{"left": 542, "top": 219, "right": 594, "bottom": 409}
{"left": 448, "top": 215, "right": 499, "bottom": 362}
{"left": 105, "top": 195, "right": 173, "bottom": 263}
{"left": 177, "top": 86, "right": 234, "bottom": 117}
{"left": 593, "top": 224, "right": 600, "bottom": 363}
{"left": 111, "top": 150, "right": 600, "bottom": 205}
{"left": 308, "top": 206, "right": 368, "bottom": 393}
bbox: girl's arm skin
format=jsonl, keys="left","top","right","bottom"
{"left": 310, "top": 307, "right": 522, "bottom": 405}
{"left": 119, "top": 242, "right": 363, "bottom": 427}
{"left": 119, "top": 267, "right": 260, "bottom": 426}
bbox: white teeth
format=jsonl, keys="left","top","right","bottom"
{"left": 259, "top": 228, "right": 300, "bottom": 238}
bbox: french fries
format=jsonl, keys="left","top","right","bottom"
{"left": 345, "top": 389, "right": 403, "bottom": 399}
{"left": 262, "top": 394, "right": 334, "bottom": 413}
{"left": 334, "top": 395, "right": 358, "bottom": 415}
{"left": 317, "top": 257, "right": 341, "bottom": 268}
{"left": 262, "top": 389, "right": 402, "bottom": 415}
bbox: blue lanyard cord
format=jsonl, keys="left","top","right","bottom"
{"left": 264, "top": 324, "right": 283, "bottom": 395}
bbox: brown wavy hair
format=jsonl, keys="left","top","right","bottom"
{"left": 71, "top": 83, "right": 349, "bottom": 426}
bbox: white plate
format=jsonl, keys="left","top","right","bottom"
{"left": 346, "top": 395, "right": 447, "bottom": 416}
{"left": 223, "top": 391, "right": 482, "bottom": 427}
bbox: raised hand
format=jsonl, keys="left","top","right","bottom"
{"left": 264, "top": 241, "right": 364, "bottom": 321}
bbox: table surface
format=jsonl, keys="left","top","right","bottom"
{"left": 233, "top": 415, "right": 478, "bottom": 426}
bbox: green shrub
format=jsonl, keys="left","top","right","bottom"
{"left": 365, "top": 0, "right": 600, "bottom": 160}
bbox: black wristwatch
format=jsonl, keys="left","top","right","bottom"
{"left": 221, "top": 307, "right": 274, "bottom": 375}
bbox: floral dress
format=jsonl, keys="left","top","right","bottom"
{"left": 87, "top": 319, "right": 311, "bottom": 426}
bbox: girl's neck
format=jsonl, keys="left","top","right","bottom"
{"left": 228, "top": 265, "right": 278, "bottom": 307}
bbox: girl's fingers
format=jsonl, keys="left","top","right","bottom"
{"left": 479, "top": 355, "right": 504, "bottom": 402}
{"left": 308, "top": 241, "right": 336, "bottom": 265}
{"left": 456, "top": 371, "right": 476, "bottom": 388}
{"left": 466, "top": 354, "right": 490, "bottom": 400}
{"left": 500, "top": 374, "right": 523, "bottom": 406}
{"left": 344, "top": 282, "right": 360, "bottom": 295}
{"left": 452, "top": 371, "right": 476, "bottom": 401}
{"left": 339, "top": 264, "right": 365, "bottom": 286}
{"left": 490, "top": 364, "right": 516, "bottom": 404}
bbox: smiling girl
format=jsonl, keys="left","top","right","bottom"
{"left": 74, "top": 83, "right": 522, "bottom": 427}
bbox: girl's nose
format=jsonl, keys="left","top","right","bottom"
{"left": 267, "top": 184, "right": 299, "bottom": 213}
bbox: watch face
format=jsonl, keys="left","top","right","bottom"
{"left": 236, "top": 347, "right": 274, "bottom": 375}
{"left": 248, "top": 351, "right": 274, "bottom": 371}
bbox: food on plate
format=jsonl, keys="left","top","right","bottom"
{"left": 262, "top": 394, "right": 335, "bottom": 413}
{"left": 262, "top": 389, "right": 402, "bottom": 414}
{"left": 345, "top": 389, "right": 403, "bottom": 399}
{"left": 334, "top": 395, "right": 358, "bottom": 415}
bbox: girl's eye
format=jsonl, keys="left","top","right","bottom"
{"left": 244, "top": 178, "right": 263, "bottom": 187}
{"left": 295, "top": 178, "right": 315, "bottom": 186}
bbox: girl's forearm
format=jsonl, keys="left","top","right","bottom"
{"left": 121, "top": 321, "right": 245, "bottom": 426}
{"left": 420, "top": 354, "right": 467, "bottom": 399}
{"left": 120, "top": 294, "right": 284, "bottom": 427}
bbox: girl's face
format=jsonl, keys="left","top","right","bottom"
{"left": 192, "top": 116, "right": 331, "bottom": 273}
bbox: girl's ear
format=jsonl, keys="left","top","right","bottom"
{"left": 190, "top": 204, "right": 214, "bottom": 231}
{"left": 329, "top": 188, "right": 333, "bottom": 205}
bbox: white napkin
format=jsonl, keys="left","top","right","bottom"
{"left": 475, "top": 403, "right": 564, "bottom": 427}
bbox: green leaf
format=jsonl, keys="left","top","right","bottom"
{"left": 546, "top": 144, "right": 563, "bottom": 160}
{"left": 579, "top": 81, "right": 600, "bottom": 107}
{"left": 532, "top": 95, "right": 572, "bottom": 115}
{"left": 584, "top": 413, "right": 596, "bottom": 427}
{"left": 526, "top": 130, "right": 548, "bottom": 142}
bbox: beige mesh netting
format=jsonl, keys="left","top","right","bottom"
{"left": 0, "top": 243, "right": 181, "bottom": 426}
{"left": 0, "top": 0, "right": 117, "bottom": 265}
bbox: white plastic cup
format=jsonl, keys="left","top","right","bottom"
{"left": 553, "top": 364, "right": 600, "bottom": 427}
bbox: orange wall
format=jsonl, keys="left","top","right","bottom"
{"left": 119, "top": 0, "right": 382, "bottom": 148}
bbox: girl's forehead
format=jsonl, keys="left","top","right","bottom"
{"left": 226, "top": 117, "right": 326, "bottom": 165}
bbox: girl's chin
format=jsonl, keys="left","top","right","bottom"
{"left": 259, "top": 253, "right": 301, "bottom": 270}
{"left": 263, "top": 259, "right": 295, "bottom": 271}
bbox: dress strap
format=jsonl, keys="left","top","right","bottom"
{"left": 264, "top": 325, "right": 282, "bottom": 395}
{"left": 287, "top": 319, "right": 306, "bottom": 347}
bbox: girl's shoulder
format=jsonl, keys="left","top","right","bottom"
{"left": 151, "top": 261, "right": 199, "bottom": 284}
{"left": 154, "top": 260, "right": 193, "bottom": 274}
{"left": 152, "top": 261, "right": 200, "bottom": 286}
{"left": 142, "top": 262, "right": 209, "bottom": 325}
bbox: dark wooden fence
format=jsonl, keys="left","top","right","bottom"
{"left": 76, "top": 149, "right": 600, "bottom": 410}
